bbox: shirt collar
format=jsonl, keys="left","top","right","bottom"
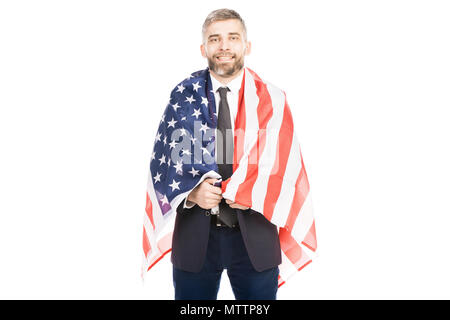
{"left": 209, "top": 68, "right": 244, "bottom": 95}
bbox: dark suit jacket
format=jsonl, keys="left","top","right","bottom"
{"left": 171, "top": 201, "right": 282, "bottom": 273}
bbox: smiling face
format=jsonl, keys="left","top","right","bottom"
{"left": 200, "top": 19, "right": 251, "bottom": 83}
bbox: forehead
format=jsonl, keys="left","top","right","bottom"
{"left": 205, "top": 19, "right": 244, "bottom": 36}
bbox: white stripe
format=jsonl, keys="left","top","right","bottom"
{"left": 142, "top": 205, "right": 176, "bottom": 279}
{"left": 222, "top": 151, "right": 250, "bottom": 202}
{"left": 143, "top": 216, "right": 155, "bottom": 247}
{"left": 143, "top": 205, "right": 155, "bottom": 233}
{"left": 291, "top": 192, "right": 314, "bottom": 242}
{"left": 249, "top": 82, "right": 286, "bottom": 214}
{"left": 156, "top": 216, "right": 175, "bottom": 250}
{"left": 279, "top": 251, "right": 298, "bottom": 282}
{"left": 242, "top": 69, "right": 261, "bottom": 156}
{"left": 270, "top": 135, "right": 303, "bottom": 227}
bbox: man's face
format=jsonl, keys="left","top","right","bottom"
{"left": 201, "top": 19, "right": 251, "bottom": 78}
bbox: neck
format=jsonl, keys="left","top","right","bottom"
{"left": 209, "top": 68, "right": 244, "bottom": 85}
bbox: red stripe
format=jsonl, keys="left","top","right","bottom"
{"left": 142, "top": 227, "right": 151, "bottom": 258}
{"left": 278, "top": 275, "right": 285, "bottom": 288}
{"left": 145, "top": 192, "right": 155, "bottom": 230}
{"left": 263, "top": 95, "right": 294, "bottom": 221}
{"left": 146, "top": 233, "right": 174, "bottom": 272}
{"left": 146, "top": 249, "right": 172, "bottom": 272}
{"left": 297, "top": 259, "right": 312, "bottom": 272}
{"left": 285, "top": 157, "right": 310, "bottom": 232}
{"left": 234, "top": 68, "right": 273, "bottom": 207}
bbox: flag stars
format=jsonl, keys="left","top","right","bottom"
{"left": 188, "top": 167, "right": 199, "bottom": 177}
{"left": 173, "top": 160, "right": 183, "bottom": 174}
{"left": 192, "top": 81, "right": 201, "bottom": 92}
{"left": 192, "top": 108, "right": 202, "bottom": 119}
{"left": 172, "top": 103, "right": 181, "bottom": 112}
{"left": 169, "top": 139, "right": 178, "bottom": 149}
{"left": 158, "top": 154, "right": 166, "bottom": 165}
{"left": 167, "top": 117, "right": 177, "bottom": 128}
{"left": 176, "top": 84, "right": 185, "bottom": 94}
{"left": 185, "top": 95, "right": 196, "bottom": 104}
{"left": 153, "top": 172, "right": 162, "bottom": 183}
{"left": 199, "top": 122, "right": 209, "bottom": 134}
{"left": 201, "top": 96, "right": 208, "bottom": 106}
{"left": 160, "top": 194, "right": 169, "bottom": 205}
{"left": 181, "top": 148, "right": 191, "bottom": 156}
{"left": 169, "top": 179, "right": 181, "bottom": 192}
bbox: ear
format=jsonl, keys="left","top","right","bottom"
{"left": 200, "top": 44, "right": 207, "bottom": 58}
{"left": 245, "top": 41, "right": 252, "bottom": 56}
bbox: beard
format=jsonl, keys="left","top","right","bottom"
{"left": 207, "top": 52, "right": 245, "bottom": 77}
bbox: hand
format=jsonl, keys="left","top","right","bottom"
{"left": 225, "top": 199, "right": 249, "bottom": 210}
{"left": 187, "top": 178, "right": 223, "bottom": 210}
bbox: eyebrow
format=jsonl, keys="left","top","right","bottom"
{"left": 208, "top": 32, "right": 241, "bottom": 39}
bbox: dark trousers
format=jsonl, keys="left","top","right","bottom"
{"left": 173, "top": 223, "right": 279, "bottom": 300}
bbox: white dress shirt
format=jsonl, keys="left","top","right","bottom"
{"left": 183, "top": 69, "right": 244, "bottom": 209}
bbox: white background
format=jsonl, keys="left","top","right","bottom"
{"left": 1, "top": 0, "right": 449, "bottom": 299}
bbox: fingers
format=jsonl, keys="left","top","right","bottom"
{"left": 204, "top": 178, "right": 222, "bottom": 195}
{"left": 204, "top": 178, "right": 218, "bottom": 185}
{"left": 203, "top": 195, "right": 222, "bottom": 209}
{"left": 225, "top": 199, "right": 249, "bottom": 210}
{"left": 197, "top": 179, "right": 250, "bottom": 210}
{"left": 192, "top": 179, "right": 224, "bottom": 209}
{"left": 207, "top": 192, "right": 222, "bottom": 201}
{"left": 230, "top": 203, "right": 249, "bottom": 210}
{"left": 209, "top": 185, "right": 222, "bottom": 195}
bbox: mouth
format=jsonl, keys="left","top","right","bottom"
{"left": 215, "top": 55, "right": 234, "bottom": 62}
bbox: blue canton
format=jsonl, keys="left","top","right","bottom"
{"left": 149, "top": 68, "right": 219, "bottom": 215}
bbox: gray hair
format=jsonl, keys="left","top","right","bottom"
{"left": 202, "top": 8, "right": 247, "bottom": 44}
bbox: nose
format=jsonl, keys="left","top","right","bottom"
{"left": 218, "top": 38, "right": 231, "bottom": 51}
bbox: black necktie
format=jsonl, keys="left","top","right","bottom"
{"left": 216, "top": 87, "right": 238, "bottom": 227}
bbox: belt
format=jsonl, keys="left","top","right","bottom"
{"left": 210, "top": 213, "right": 239, "bottom": 228}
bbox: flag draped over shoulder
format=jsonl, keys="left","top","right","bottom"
{"left": 142, "top": 67, "right": 317, "bottom": 287}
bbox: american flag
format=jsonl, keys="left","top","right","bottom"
{"left": 142, "top": 67, "right": 317, "bottom": 287}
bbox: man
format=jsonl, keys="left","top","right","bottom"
{"left": 142, "top": 8, "right": 316, "bottom": 300}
